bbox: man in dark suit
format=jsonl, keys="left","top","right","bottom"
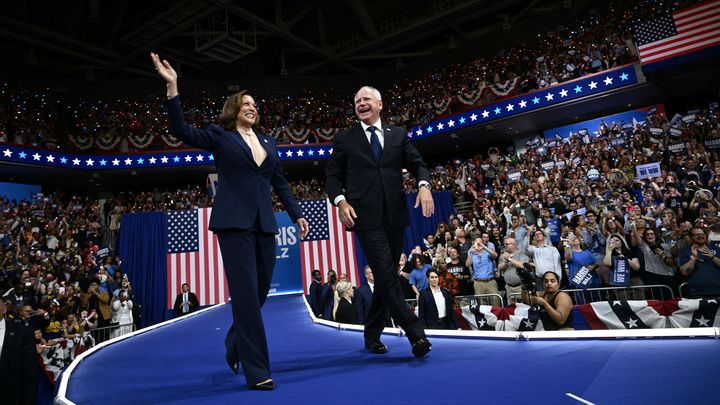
{"left": 355, "top": 265, "right": 375, "bottom": 324}
{"left": 326, "top": 85, "right": 434, "bottom": 358}
{"left": 0, "top": 297, "right": 38, "bottom": 405}
{"left": 308, "top": 270, "right": 323, "bottom": 317}
{"left": 173, "top": 283, "right": 199, "bottom": 317}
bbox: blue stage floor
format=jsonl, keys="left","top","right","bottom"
{"left": 62, "top": 295, "right": 719, "bottom": 404}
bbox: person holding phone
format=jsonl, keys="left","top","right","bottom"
{"left": 679, "top": 226, "right": 720, "bottom": 298}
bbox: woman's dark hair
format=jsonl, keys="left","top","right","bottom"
{"left": 411, "top": 254, "right": 424, "bottom": 265}
{"left": 219, "top": 90, "right": 261, "bottom": 131}
{"left": 426, "top": 269, "right": 438, "bottom": 278}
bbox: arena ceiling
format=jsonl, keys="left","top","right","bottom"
{"left": 1, "top": 0, "right": 593, "bottom": 82}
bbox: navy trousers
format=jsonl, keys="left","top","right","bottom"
{"left": 217, "top": 228, "right": 276, "bottom": 387}
{"left": 355, "top": 224, "right": 426, "bottom": 344}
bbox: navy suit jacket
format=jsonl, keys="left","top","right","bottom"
{"left": 355, "top": 283, "right": 374, "bottom": 324}
{"left": 0, "top": 319, "right": 37, "bottom": 405}
{"left": 418, "top": 288, "right": 459, "bottom": 330}
{"left": 325, "top": 123, "right": 430, "bottom": 230}
{"left": 167, "top": 96, "right": 303, "bottom": 233}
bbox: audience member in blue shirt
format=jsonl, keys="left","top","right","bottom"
{"left": 409, "top": 254, "right": 431, "bottom": 297}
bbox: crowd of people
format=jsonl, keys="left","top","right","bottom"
{"left": 304, "top": 101, "right": 720, "bottom": 331}
{"left": 1, "top": 1, "right": 704, "bottom": 154}
{"left": 0, "top": 192, "right": 138, "bottom": 347}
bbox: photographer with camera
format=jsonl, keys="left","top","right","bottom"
{"left": 82, "top": 280, "right": 112, "bottom": 328}
{"left": 111, "top": 289, "right": 133, "bottom": 338}
{"left": 521, "top": 271, "right": 574, "bottom": 330}
{"left": 525, "top": 227, "right": 562, "bottom": 291}
{"left": 466, "top": 234, "right": 500, "bottom": 306}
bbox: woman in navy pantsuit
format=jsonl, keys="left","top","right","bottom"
{"left": 152, "top": 53, "right": 309, "bottom": 391}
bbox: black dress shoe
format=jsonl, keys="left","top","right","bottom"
{"left": 225, "top": 351, "right": 239, "bottom": 375}
{"left": 364, "top": 341, "right": 389, "bottom": 354}
{"left": 412, "top": 338, "right": 432, "bottom": 358}
{"left": 251, "top": 379, "right": 275, "bottom": 391}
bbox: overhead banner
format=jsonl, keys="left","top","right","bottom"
{"left": 543, "top": 105, "right": 666, "bottom": 140}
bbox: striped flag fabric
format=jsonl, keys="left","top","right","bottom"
{"left": 634, "top": 0, "right": 720, "bottom": 65}
{"left": 166, "top": 208, "right": 228, "bottom": 308}
{"left": 298, "top": 199, "right": 361, "bottom": 294}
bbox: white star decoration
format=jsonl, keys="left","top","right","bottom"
{"left": 46, "top": 155, "right": 55, "bottom": 163}
{"left": 625, "top": 318, "right": 638, "bottom": 328}
{"left": 33, "top": 153, "right": 41, "bottom": 160}
{"left": 545, "top": 93, "right": 554, "bottom": 101}
{"left": 559, "top": 89, "right": 568, "bottom": 97}
{"left": 2, "top": 149, "right": 11, "bottom": 157}
{"left": 519, "top": 100, "right": 527, "bottom": 108}
{"left": 603, "top": 76, "right": 613, "bottom": 86}
{"left": 589, "top": 81, "right": 598, "bottom": 89}
{"left": 112, "top": 159, "right": 120, "bottom": 166}
{"left": 695, "top": 316, "right": 710, "bottom": 327}
{"left": 471, "top": 113, "right": 479, "bottom": 121}
{"left": 447, "top": 120, "right": 455, "bottom": 127}
{"left": 72, "top": 158, "right": 81, "bottom": 165}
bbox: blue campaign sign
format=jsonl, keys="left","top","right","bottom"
{"left": 270, "top": 211, "right": 303, "bottom": 295}
{"left": 548, "top": 218, "right": 561, "bottom": 244}
{"left": 543, "top": 105, "right": 665, "bottom": 140}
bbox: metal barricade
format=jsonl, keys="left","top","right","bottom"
{"left": 562, "top": 284, "right": 675, "bottom": 305}
{"left": 89, "top": 323, "right": 137, "bottom": 343}
{"left": 454, "top": 294, "right": 504, "bottom": 308}
{"left": 679, "top": 282, "right": 690, "bottom": 299}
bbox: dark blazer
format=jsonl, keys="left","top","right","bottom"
{"left": 0, "top": 320, "right": 37, "bottom": 405}
{"left": 355, "top": 283, "right": 374, "bottom": 324}
{"left": 325, "top": 123, "right": 430, "bottom": 230}
{"left": 334, "top": 298, "right": 359, "bottom": 324}
{"left": 418, "top": 288, "right": 459, "bottom": 330}
{"left": 173, "top": 292, "right": 199, "bottom": 317}
{"left": 308, "top": 280, "right": 323, "bottom": 317}
{"left": 167, "top": 96, "right": 303, "bottom": 232}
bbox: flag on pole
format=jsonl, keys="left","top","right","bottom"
{"left": 166, "top": 208, "right": 228, "bottom": 308}
{"left": 298, "top": 199, "right": 361, "bottom": 294}
{"left": 634, "top": 0, "right": 720, "bottom": 65}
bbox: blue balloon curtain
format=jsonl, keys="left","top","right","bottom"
{"left": 117, "top": 212, "right": 168, "bottom": 327}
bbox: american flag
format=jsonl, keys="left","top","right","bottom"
{"left": 634, "top": 0, "right": 720, "bottom": 65}
{"left": 166, "top": 208, "right": 228, "bottom": 308}
{"left": 298, "top": 199, "right": 361, "bottom": 293}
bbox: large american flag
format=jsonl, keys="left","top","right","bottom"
{"left": 634, "top": 0, "right": 720, "bottom": 65}
{"left": 166, "top": 208, "right": 228, "bottom": 308}
{"left": 298, "top": 199, "right": 361, "bottom": 293}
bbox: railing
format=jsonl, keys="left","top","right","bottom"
{"left": 506, "top": 284, "right": 675, "bottom": 306}
{"left": 454, "top": 294, "right": 504, "bottom": 308}
{"left": 88, "top": 323, "right": 137, "bottom": 343}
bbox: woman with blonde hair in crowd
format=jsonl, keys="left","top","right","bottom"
{"left": 332, "top": 280, "right": 358, "bottom": 324}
